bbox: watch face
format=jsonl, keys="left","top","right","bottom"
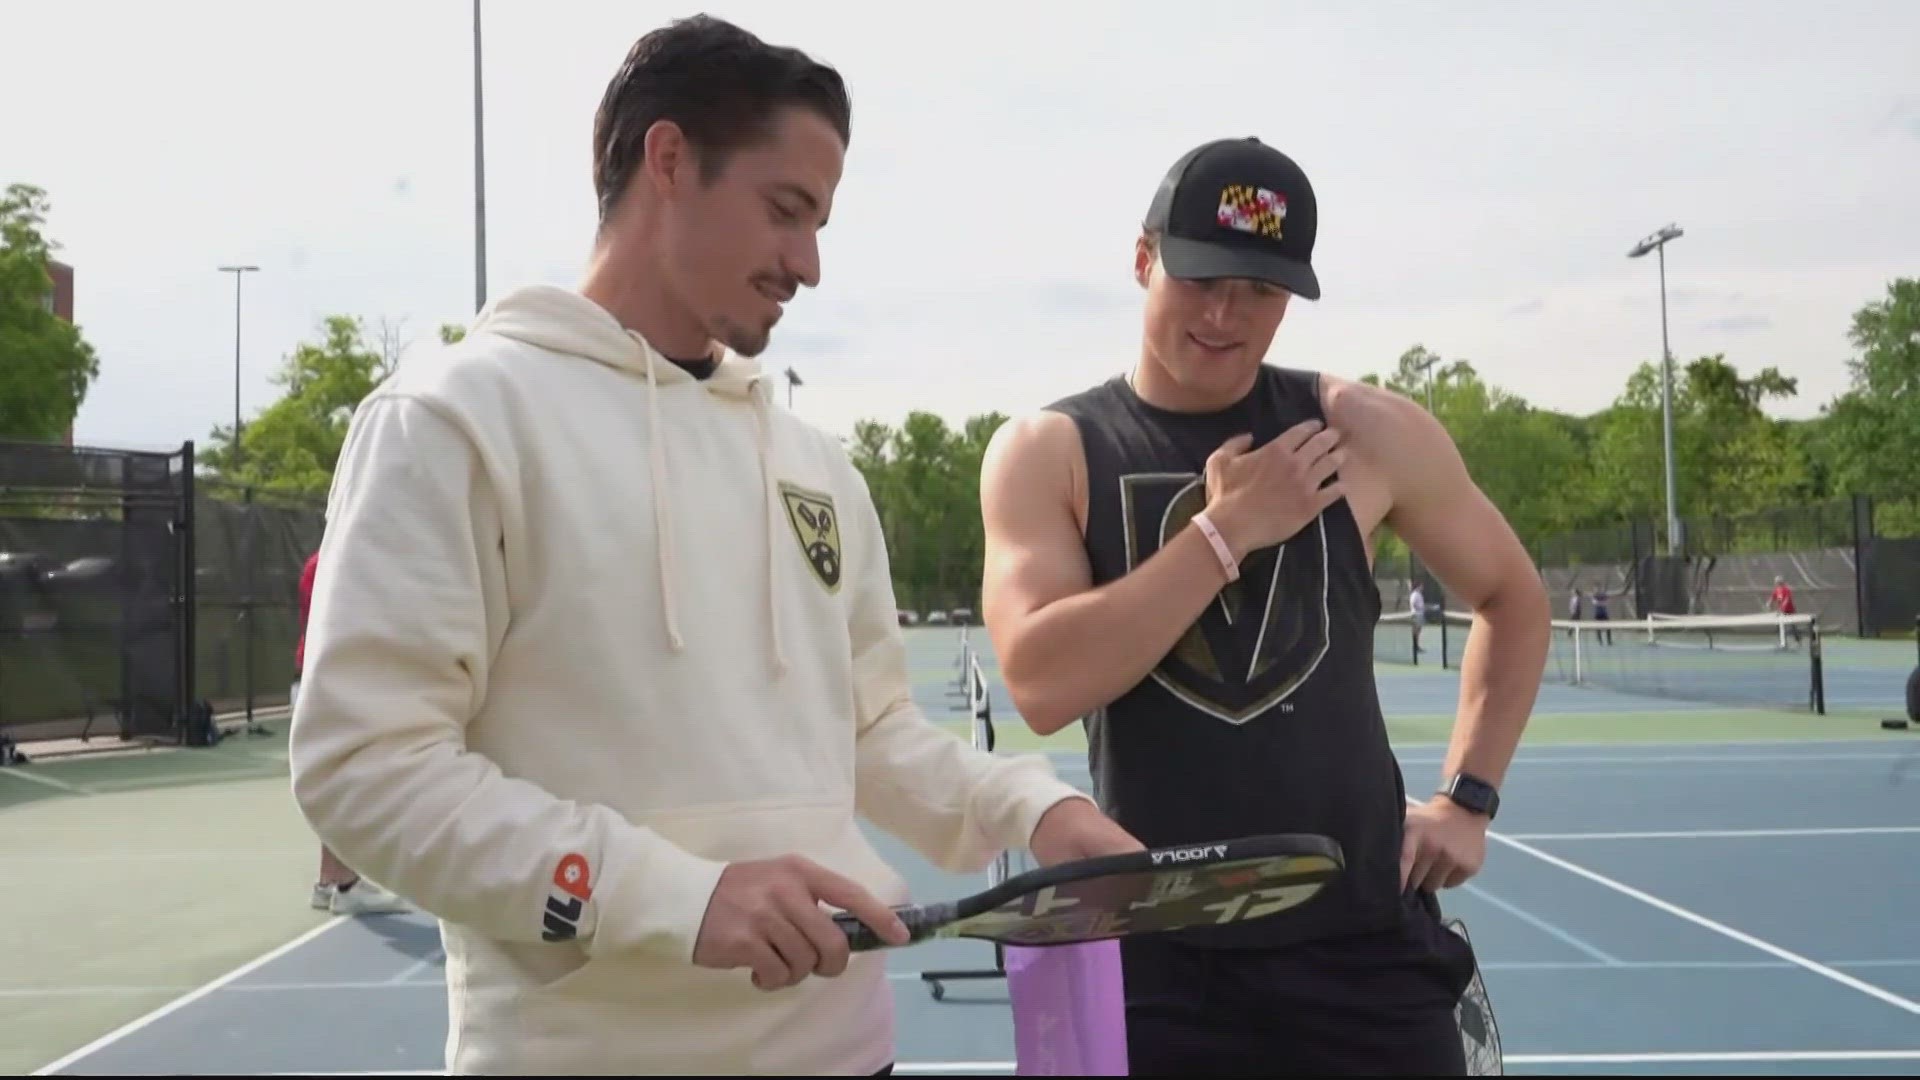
{"left": 1450, "top": 776, "right": 1497, "bottom": 814}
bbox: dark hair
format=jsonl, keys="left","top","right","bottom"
{"left": 592, "top": 15, "right": 851, "bottom": 224}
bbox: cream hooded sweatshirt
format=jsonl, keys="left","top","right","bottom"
{"left": 288, "top": 285, "right": 1088, "bottom": 1075}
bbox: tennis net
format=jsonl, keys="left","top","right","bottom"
{"left": 1374, "top": 610, "right": 1446, "bottom": 668}
{"left": 1403, "top": 608, "right": 1826, "bottom": 714}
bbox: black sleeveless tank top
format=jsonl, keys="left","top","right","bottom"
{"left": 1044, "top": 365, "right": 1410, "bottom": 948}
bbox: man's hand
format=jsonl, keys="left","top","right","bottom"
{"left": 1028, "top": 797, "right": 1146, "bottom": 867}
{"left": 1204, "top": 419, "right": 1349, "bottom": 560}
{"left": 1400, "top": 796, "right": 1489, "bottom": 893}
{"left": 692, "top": 855, "right": 910, "bottom": 992}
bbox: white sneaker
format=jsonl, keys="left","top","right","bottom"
{"left": 311, "top": 881, "right": 336, "bottom": 911}
{"left": 327, "top": 879, "right": 413, "bottom": 916}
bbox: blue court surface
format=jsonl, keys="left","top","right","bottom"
{"left": 25, "top": 631, "right": 1920, "bottom": 1077}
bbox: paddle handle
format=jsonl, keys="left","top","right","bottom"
{"left": 833, "top": 902, "right": 955, "bottom": 952}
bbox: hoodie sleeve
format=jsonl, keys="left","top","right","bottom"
{"left": 835, "top": 456, "right": 1091, "bottom": 876}
{"left": 289, "top": 391, "right": 727, "bottom": 963}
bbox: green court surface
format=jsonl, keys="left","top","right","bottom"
{"left": 3, "top": 627, "right": 1916, "bottom": 1075}
{"left": 0, "top": 712, "right": 330, "bottom": 1076}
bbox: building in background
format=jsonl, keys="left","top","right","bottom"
{"left": 46, "top": 258, "right": 74, "bottom": 445}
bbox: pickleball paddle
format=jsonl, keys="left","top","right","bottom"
{"left": 833, "top": 833, "right": 1344, "bottom": 951}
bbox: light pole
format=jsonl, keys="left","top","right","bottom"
{"left": 217, "top": 264, "right": 259, "bottom": 465}
{"left": 217, "top": 262, "right": 263, "bottom": 735}
{"left": 1628, "top": 223, "right": 1683, "bottom": 555}
{"left": 784, "top": 366, "right": 803, "bottom": 410}
{"left": 473, "top": 0, "right": 488, "bottom": 312}
{"left": 1414, "top": 352, "right": 1442, "bottom": 418}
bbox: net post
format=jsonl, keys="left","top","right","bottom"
{"left": 178, "top": 441, "right": 198, "bottom": 741}
{"left": 922, "top": 641, "right": 1008, "bottom": 1000}
{"left": 1809, "top": 617, "right": 1825, "bottom": 716}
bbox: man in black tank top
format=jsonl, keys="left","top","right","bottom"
{"left": 979, "top": 138, "right": 1551, "bottom": 1074}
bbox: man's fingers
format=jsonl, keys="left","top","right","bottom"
{"left": 1314, "top": 481, "right": 1348, "bottom": 513}
{"left": 1306, "top": 448, "right": 1349, "bottom": 489}
{"left": 1218, "top": 432, "right": 1255, "bottom": 454}
{"left": 1273, "top": 419, "right": 1325, "bottom": 453}
{"left": 796, "top": 859, "right": 909, "bottom": 946}
{"left": 1208, "top": 432, "right": 1255, "bottom": 469}
{"left": 784, "top": 891, "right": 852, "bottom": 978}
{"left": 1399, "top": 833, "right": 1417, "bottom": 893}
{"left": 1294, "top": 426, "right": 1343, "bottom": 463}
{"left": 744, "top": 940, "right": 792, "bottom": 993}
{"left": 758, "top": 908, "right": 819, "bottom": 988}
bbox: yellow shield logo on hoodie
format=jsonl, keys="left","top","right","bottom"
{"left": 779, "top": 481, "right": 842, "bottom": 592}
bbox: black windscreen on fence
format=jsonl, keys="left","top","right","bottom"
{"left": 0, "top": 440, "right": 326, "bottom": 756}
{"left": 0, "top": 441, "right": 192, "bottom": 746}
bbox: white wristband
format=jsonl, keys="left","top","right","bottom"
{"left": 1192, "top": 511, "right": 1239, "bottom": 583}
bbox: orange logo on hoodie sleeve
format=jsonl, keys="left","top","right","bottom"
{"left": 543, "top": 853, "right": 593, "bottom": 942}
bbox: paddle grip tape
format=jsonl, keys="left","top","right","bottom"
{"left": 835, "top": 902, "right": 956, "bottom": 951}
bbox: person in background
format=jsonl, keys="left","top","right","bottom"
{"left": 1590, "top": 588, "right": 1612, "bottom": 645}
{"left": 1409, "top": 581, "right": 1428, "bottom": 656}
{"left": 1770, "top": 575, "right": 1802, "bottom": 643}
{"left": 296, "top": 548, "right": 411, "bottom": 917}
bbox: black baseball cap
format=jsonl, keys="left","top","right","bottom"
{"left": 1142, "top": 137, "right": 1320, "bottom": 301}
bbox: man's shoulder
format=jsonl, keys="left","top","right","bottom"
{"left": 1041, "top": 374, "right": 1127, "bottom": 418}
{"left": 381, "top": 329, "right": 529, "bottom": 402}
{"left": 1318, "top": 372, "right": 1434, "bottom": 447}
{"left": 985, "top": 407, "right": 1085, "bottom": 478}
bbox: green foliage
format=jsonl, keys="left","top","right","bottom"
{"left": 849, "top": 410, "right": 1008, "bottom": 612}
{"left": 197, "top": 315, "right": 400, "bottom": 498}
{"left": 176, "top": 271, "right": 1920, "bottom": 597}
{"left": 0, "top": 183, "right": 100, "bottom": 441}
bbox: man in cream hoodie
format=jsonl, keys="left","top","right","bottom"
{"left": 289, "top": 15, "right": 1140, "bottom": 1077}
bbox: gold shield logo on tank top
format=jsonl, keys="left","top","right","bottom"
{"left": 1119, "top": 472, "right": 1331, "bottom": 724}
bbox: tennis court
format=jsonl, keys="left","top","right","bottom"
{"left": 8, "top": 624, "right": 1920, "bottom": 1076}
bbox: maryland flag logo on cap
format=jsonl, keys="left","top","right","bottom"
{"left": 1217, "top": 185, "right": 1286, "bottom": 240}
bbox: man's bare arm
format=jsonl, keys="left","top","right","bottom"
{"left": 1357, "top": 386, "right": 1550, "bottom": 791}
{"left": 979, "top": 412, "right": 1234, "bottom": 736}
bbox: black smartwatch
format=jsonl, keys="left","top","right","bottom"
{"left": 1439, "top": 773, "right": 1501, "bottom": 821}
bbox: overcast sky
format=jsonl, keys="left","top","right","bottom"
{"left": 7, "top": 0, "right": 1918, "bottom": 453}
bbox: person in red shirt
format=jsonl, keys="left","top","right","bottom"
{"left": 297, "top": 548, "right": 410, "bottom": 917}
{"left": 1770, "top": 576, "right": 1803, "bottom": 644}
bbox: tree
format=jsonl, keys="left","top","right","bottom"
{"left": 1364, "top": 345, "right": 1591, "bottom": 552}
{"left": 844, "top": 410, "right": 1009, "bottom": 612}
{"left": 1584, "top": 353, "right": 1810, "bottom": 529}
{"left": 1816, "top": 277, "right": 1920, "bottom": 534}
{"left": 0, "top": 183, "right": 101, "bottom": 442}
{"left": 198, "top": 315, "right": 398, "bottom": 497}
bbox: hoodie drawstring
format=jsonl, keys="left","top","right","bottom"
{"left": 636, "top": 334, "right": 785, "bottom": 680}
{"left": 643, "top": 346, "right": 685, "bottom": 654}
{"left": 751, "top": 385, "right": 789, "bottom": 680}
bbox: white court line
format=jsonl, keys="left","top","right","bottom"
{"left": 1460, "top": 882, "right": 1621, "bottom": 965}
{"left": 30, "top": 917, "right": 352, "bottom": 1076}
{"left": 4, "top": 850, "right": 311, "bottom": 863}
{"left": 0, "top": 768, "right": 88, "bottom": 794}
{"left": 1510, "top": 825, "right": 1920, "bottom": 841}
{"left": 389, "top": 951, "right": 444, "bottom": 985}
{"left": 1396, "top": 752, "right": 1904, "bottom": 766}
{"left": 18, "top": 958, "right": 1920, "bottom": 1000}
{"left": 888, "top": 1053, "right": 1920, "bottom": 1072}
{"left": 1409, "top": 795, "right": 1920, "bottom": 1019}
{"left": 1042, "top": 748, "right": 1909, "bottom": 771}
{"left": 261, "top": 1051, "right": 1920, "bottom": 1075}
{"left": 1490, "top": 829, "right": 1920, "bottom": 1018}
{"left": 1506, "top": 1051, "right": 1920, "bottom": 1065}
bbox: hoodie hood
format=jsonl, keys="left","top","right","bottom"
{"left": 470, "top": 284, "right": 789, "bottom": 677}
{"left": 470, "top": 284, "right": 772, "bottom": 399}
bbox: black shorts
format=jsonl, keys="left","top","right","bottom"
{"left": 1119, "top": 891, "right": 1478, "bottom": 1076}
